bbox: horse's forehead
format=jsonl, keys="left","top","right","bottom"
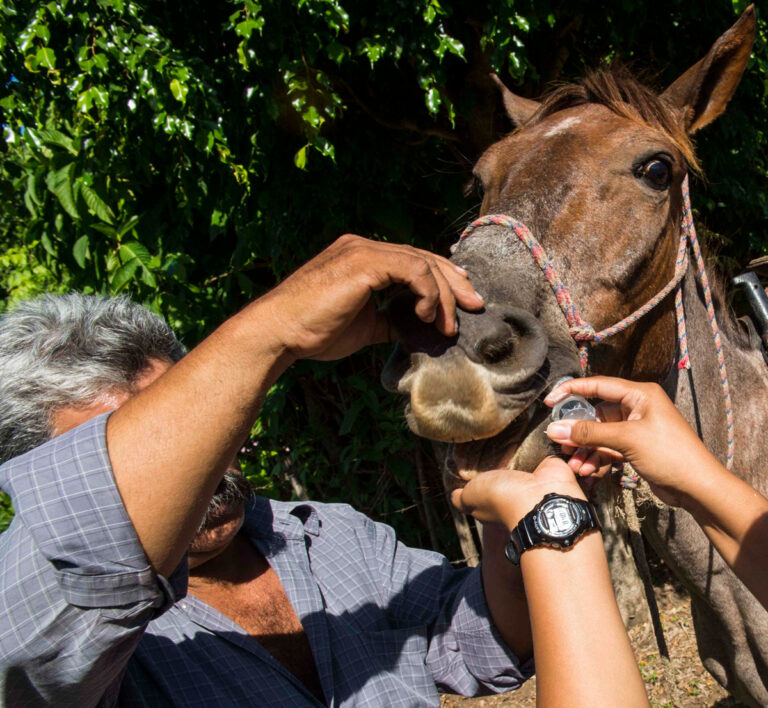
{"left": 529, "top": 103, "right": 639, "bottom": 141}
{"left": 541, "top": 115, "right": 584, "bottom": 138}
{"left": 480, "top": 104, "right": 659, "bottom": 172}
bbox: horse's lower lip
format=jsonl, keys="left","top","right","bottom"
{"left": 452, "top": 439, "right": 521, "bottom": 476}
{"left": 450, "top": 407, "right": 536, "bottom": 472}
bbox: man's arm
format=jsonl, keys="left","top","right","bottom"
{"left": 480, "top": 525, "right": 532, "bottom": 661}
{"left": 107, "top": 235, "right": 483, "bottom": 576}
{"left": 0, "top": 416, "right": 188, "bottom": 706}
{"left": 0, "top": 237, "right": 481, "bottom": 703}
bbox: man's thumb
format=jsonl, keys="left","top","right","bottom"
{"left": 546, "top": 418, "right": 629, "bottom": 453}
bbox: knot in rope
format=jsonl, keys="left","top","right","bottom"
{"left": 454, "top": 175, "right": 735, "bottom": 473}
{"left": 569, "top": 324, "right": 596, "bottom": 342}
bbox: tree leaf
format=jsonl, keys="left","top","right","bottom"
{"left": 119, "top": 241, "right": 152, "bottom": 265}
{"left": 110, "top": 259, "right": 139, "bottom": 292}
{"left": 169, "top": 78, "right": 188, "bottom": 104}
{"left": 117, "top": 215, "right": 140, "bottom": 239}
{"left": 140, "top": 266, "right": 157, "bottom": 287}
{"left": 73, "top": 235, "right": 89, "bottom": 268}
{"left": 90, "top": 223, "right": 117, "bottom": 237}
{"left": 36, "top": 128, "right": 79, "bottom": 155}
{"left": 26, "top": 173, "right": 42, "bottom": 206}
{"left": 40, "top": 231, "right": 56, "bottom": 256}
{"left": 36, "top": 46, "right": 56, "bottom": 70}
{"left": 80, "top": 182, "right": 115, "bottom": 224}
{"left": 294, "top": 144, "right": 309, "bottom": 170}
{"left": 45, "top": 163, "right": 79, "bottom": 220}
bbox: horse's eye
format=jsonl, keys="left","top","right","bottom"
{"left": 637, "top": 159, "right": 671, "bottom": 190}
{"left": 474, "top": 177, "right": 485, "bottom": 199}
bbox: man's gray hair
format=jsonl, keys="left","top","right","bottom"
{"left": 0, "top": 292, "right": 186, "bottom": 464}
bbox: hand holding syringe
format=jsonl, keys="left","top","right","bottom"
{"left": 549, "top": 377, "right": 596, "bottom": 423}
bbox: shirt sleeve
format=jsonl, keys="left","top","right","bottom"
{"left": 0, "top": 414, "right": 187, "bottom": 707}
{"left": 370, "top": 515, "right": 534, "bottom": 696}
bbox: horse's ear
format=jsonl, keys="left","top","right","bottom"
{"left": 490, "top": 73, "right": 540, "bottom": 126}
{"left": 661, "top": 5, "right": 756, "bottom": 134}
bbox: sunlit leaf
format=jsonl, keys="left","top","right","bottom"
{"left": 119, "top": 241, "right": 152, "bottom": 265}
{"left": 45, "top": 163, "right": 79, "bottom": 220}
{"left": 73, "top": 235, "right": 89, "bottom": 268}
{"left": 81, "top": 183, "right": 115, "bottom": 224}
{"left": 294, "top": 143, "right": 309, "bottom": 170}
{"left": 169, "top": 78, "right": 189, "bottom": 104}
{"left": 110, "top": 259, "right": 139, "bottom": 292}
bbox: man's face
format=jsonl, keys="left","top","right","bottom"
{"left": 51, "top": 357, "right": 253, "bottom": 566}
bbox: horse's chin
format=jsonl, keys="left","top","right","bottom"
{"left": 446, "top": 403, "right": 554, "bottom": 487}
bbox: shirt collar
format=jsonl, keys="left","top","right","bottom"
{"left": 244, "top": 496, "right": 322, "bottom": 542}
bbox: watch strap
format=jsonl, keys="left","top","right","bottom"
{"left": 504, "top": 493, "right": 600, "bottom": 566}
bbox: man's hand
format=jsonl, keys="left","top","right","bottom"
{"left": 543, "top": 377, "right": 717, "bottom": 507}
{"left": 253, "top": 235, "right": 484, "bottom": 361}
{"left": 451, "top": 457, "right": 587, "bottom": 531}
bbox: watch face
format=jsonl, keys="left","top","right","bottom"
{"left": 534, "top": 497, "right": 581, "bottom": 539}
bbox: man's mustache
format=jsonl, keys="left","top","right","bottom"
{"left": 197, "top": 469, "right": 254, "bottom": 532}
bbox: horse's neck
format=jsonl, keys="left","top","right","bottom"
{"left": 666, "top": 265, "right": 768, "bottom": 492}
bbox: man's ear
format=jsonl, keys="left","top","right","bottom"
{"left": 660, "top": 5, "right": 757, "bottom": 134}
{"left": 490, "top": 73, "right": 540, "bottom": 126}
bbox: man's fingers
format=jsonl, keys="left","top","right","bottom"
{"left": 429, "top": 262, "right": 459, "bottom": 336}
{"left": 342, "top": 239, "right": 482, "bottom": 336}
{"left": 433, "top": 258, "right": 484, "bottom": 312}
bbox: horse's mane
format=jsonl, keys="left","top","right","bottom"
{"left": 525, "top": 66, "right": 700, "bottom": 173}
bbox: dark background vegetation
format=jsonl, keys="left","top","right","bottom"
{"left": 1, "top": 0, "right": 766, "bottom": 552}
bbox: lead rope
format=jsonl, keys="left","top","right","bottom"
{"left": 454, "top": 174, "right": 735, "bottom": 475}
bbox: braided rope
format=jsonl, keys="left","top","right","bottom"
{"left": 455, "top": 174, "right": 734, "bottom": 472}
{"left": 680, "top": 179, "right": 735, "bottom": 470}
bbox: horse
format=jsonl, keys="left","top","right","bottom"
{"left": 382, "top": 7, "right": 768, "bottom": 706}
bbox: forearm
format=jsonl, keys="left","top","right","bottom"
{"left": 108, "top": 298, "right": 294, "bottom": 576}
{"left": 679, "top": 460, "right": 768, "bottom": 609}
{"left": 481, "top": 525, "right": 532, "bottom": 661}
{"left": 522, "top": 533, "right": 648, "bottom": 708}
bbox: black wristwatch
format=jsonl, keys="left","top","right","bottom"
{"left": 504, "top": 493, "right": 601, "bottom": 566}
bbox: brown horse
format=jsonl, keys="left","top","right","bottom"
{"left": 382, "top": 7, "right": 768, "bottom": 706}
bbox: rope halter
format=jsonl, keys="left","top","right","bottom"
{"left": 453, "top": 174, "right": 734, "bottom": 472}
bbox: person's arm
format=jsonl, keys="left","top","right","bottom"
{"left": 480, "top": 525, "right": 532, "bottom": 662}
{"left": 0, "top": 415, "right": 189, "bottom": 706}
{"left": 452, "top": 458, "right": 649, "bottom": 708}
{"left": 544, "top": 376, "right": 768, "bottom": 610}
{"left": 0, "top": 237, "right": 482, "bottom": 703}
{"left": 107, "top": 236, "right": 483, "bottom": 576}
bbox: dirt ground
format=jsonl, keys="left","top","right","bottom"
{"left": 441, "top": 563, "right": 749, "bottom": 708}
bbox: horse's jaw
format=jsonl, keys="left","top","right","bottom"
{"left": 446, "top": 402, "right": 555, "bottom": 486}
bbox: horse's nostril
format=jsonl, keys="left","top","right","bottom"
{"left": 459, "top": 305, "right": 547, "bottom": 371}
{"left": 474, "top": 323, "right": 517, "bottom": 364}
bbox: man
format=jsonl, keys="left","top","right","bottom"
{"left": 0, "top": 236, "right": 534, "bottom": 706}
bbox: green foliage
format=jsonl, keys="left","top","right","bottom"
{"left": 1, "top": 0, "right": 767, "bottom": 554}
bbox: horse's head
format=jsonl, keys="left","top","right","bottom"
{"left": 382, "top": 7, "right": 756, "bottom": 473}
